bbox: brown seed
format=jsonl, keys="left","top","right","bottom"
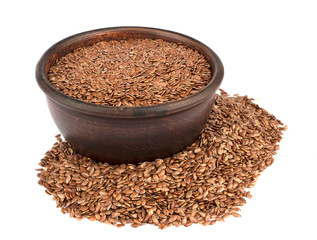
{"left": 57, "top": 193, "right": 65, "bottom": 199}
{"left": 185, "top": 191, "right": 192, "bottom": 198}
{"left": 223, "top": 213, "right": 231, "bottom": 220}
{"left": 65, "top": 175, "right": 71, "bottom": 184}
{"left": 131, "top": 223, "right": 139, "bottom": 228}
{"left": 169, "top": 215, "right": 178, "bottom": 222}
{"left": 77, "top": 199, "right": 85, "bottom": 204}
{"left": 159, "top": 224, "right": 168, "bottom": 230}
{"left": 194, "top": 148, "right": 202, "bottom": 154}
{"left": 147, "top": 208, "right": 154, "bottom": 217}
{"left": 37, "top": 91, "right": 286, "bottom": 229}
{"left": 48, "top": 39, "right": 212, "bottom": 107}
{"left": 210, "top": 220, "right": 217, "bottom": 225}
{"left": 152, "top": 216, "right": 159, "bottom": 225}
{"left": 81, "top": 172, "right": 89, "bottom": 178}
{"left": 232, "top": 212, "right": 241, "bottom": 218}
{"left": 189, "top": 216, "right": 197, "bottom": 223}
{"left": 185, "top": 176, "right": 191, "bottom": 184}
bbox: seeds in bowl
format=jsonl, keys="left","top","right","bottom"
{"left": 48, "top": 38, "right": 212, "bottom": 106}
{"left": 36, "top": 90, "right": 286, "bottom": 229}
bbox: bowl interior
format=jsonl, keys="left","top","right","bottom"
{"left": 37, "top": 27, "right": 224, "bottom": 118}
{"left": 44, "top": 28, "right": 217, "bottom": 77}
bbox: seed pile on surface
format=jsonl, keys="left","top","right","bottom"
{"left": 48, "top": 38, "right": 211, "bottom": 107}
{"left": 37, "top": 90, "right": 286, "bottom": 229}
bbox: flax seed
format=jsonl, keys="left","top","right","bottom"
{"left": 37, "top": 90, "right": 286, "bottom": 229}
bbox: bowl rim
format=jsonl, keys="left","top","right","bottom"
{"left": 36, "top": 26, "right": 224, "bottom": 118}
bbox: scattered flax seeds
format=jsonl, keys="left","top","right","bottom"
{"left": 48, "top": 38, "right": 211, "bottom": 106}
{"left": 36, "top": 90, "right": 286, "bottom": 229}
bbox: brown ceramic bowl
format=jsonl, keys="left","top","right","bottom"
{"left": 36, "top": 27, "right": 224, "bottom": 165}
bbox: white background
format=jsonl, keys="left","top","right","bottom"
{"left": 1, "top": 0, "right": 316, "bottom": 239}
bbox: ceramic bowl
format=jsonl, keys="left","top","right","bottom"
{"left": 36, "top": 27, "right": 224, "bottom": 164}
